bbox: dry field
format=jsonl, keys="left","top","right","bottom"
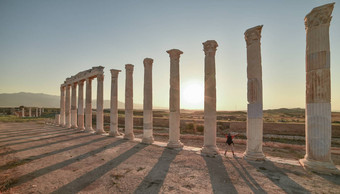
{"left": 0, "top": 122, "right": 340, "bottom": 193}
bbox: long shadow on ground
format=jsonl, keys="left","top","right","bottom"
{"left": 204, "top": 155, "right": 238, "bottom": 194}
{"left": 248, "top": 160, "right": 311, "bottom": 193}
{"left": 0, "top": 129, "right": 76, "bottom": 144}
{"left": 0, "top": 136, "right": 108, "bottom": 171}
{"left": 10, "top": 139, "right": 126, "bottom": 188}
{"left": 0, "top": 127, "right": 67, "bottom": 139}
{"left": 52, "top": 143, "right": 148, "bottom": 194}
{"left": 0, "top": 133, "right": 92, "bottom": 156}
{"left": 134, "top": 148, "right": 180, "bottom": 194}
{"left": 228, "top": 157, "right": 267, "bottom": 194}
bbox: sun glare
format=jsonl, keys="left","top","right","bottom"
{"left": 181, "top": 81, "right": 204, "bottom": 109}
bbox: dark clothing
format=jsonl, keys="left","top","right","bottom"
{"left": 226, "top": 135, "right": 234, "bottom": 145}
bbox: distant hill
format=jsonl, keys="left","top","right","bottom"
{"left": 0, "top": 92, "right": 143, "bottom": 109}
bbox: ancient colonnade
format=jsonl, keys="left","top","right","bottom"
{"left": 56, "top": 3, "right": 337, "bottom": 174}
{"left": 21, "top": 107, "right": 43, "bottom": 117}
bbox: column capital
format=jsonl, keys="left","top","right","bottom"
{"left": 125, "top": 64, "right": 134, "bottom": 72}
{"left": 244, "top": 25, "right": 263, "bottom": 47}
{"left": 167, "top": 49, "right": 183, "bottom": 59}
{"left": 78, "top": 79, "right": 85, "bottom": 85}
{"left": 110, "top": 69, "right": 121, "bottom": 78}
{"left": 143, "top": 58, "right": 154, "bottom": 68}
{"left": 203, "top": 40, "right": 218, "bottom": 55}
{"left": 97, "top": 74, "right": 104, "bottom": 81}
{"left": 305, "top": 3, "right": 334, "bottom": 29}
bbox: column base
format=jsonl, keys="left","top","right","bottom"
{"left": 142, "top": 136, "right": 154, "bottom": 144}
{"left": 167, "top": 140, "right": 184, "bottom": 149}
{"left": 84, "top": 127, "right": 95, "bottom": 133}
{"left": 299, "top": 157, "right": 340, "bottom": 175}
{"left": 243, "top": 151, "right": 266, "bottom": 161}
{"left": 108, "top": 131, "right": 121, "bottom": 137}
{"left": 95, "top": 129, "right": 107, "bottom": 135}
{"left": 77, "top": 127, "right": 85, "bottom": 132}
{"left": 201, "top": 145, "right": 219, "bottom": 156}
{"left": 124, "top": 133, "right": 135, "bottom": 140}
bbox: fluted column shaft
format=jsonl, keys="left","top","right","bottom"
{"left": 167, "top": 49, "right": 184, "bottom": 148}
{"left": 109, "top": 70, "right": 121, "bottom": 136}
{"left": 299, "top": 3, "right": 338, "bottom": 174}
{"left": 22, "top": 108, "right": 25, "bottom": 117}
{"left": 96, "top": 74, "right": 105, "bottom": 134}
{"left": 28, "top": 107, "right": 32, "bottom": 117}
{"left": 85, "top": 78, "right": 94, "bottom": 132}
{"left": 202, "top": 40, "right": 219, "bottom": 156}
{"left": 142, "top": 58, "right": 154, "bottom": 144}
{"left": 71, "top": 83, "right": 78, "bottom": 128}
{"left": 77, "top": 80, "right": 85, "bottom": 130}
{"left": 124, "top": 64, "right": 134, "bottom": 140}
{"left": 243, "top": 25, "right": 266, "bottom": 161}
{"left": 60, "top": 86, "right": 66, "bottom": 126}
{"left": 65, "top": 85, "right": 71, "bottom": 128}
{"left": 36, "top": 108, "right": 38, "bottom": 117}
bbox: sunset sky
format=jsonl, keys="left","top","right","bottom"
{"left": 1, "top": 0, "right": 339, "bottom": 111}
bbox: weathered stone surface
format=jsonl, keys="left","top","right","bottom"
{"left": 85, "top": 78, "right": 94, "bottom": 133}
{"left": 300, "top": 3, "right": 339, "bottom": 175}
{"left": 65, "top": 85, "right": 71, "bottom": 128}
{"left": 243, "top": 25, "right": 265, "bottom": 161}
{"left": 142, "top": 58, "right": 154, "bottom": 144}
{"left": 60, "top": 86, "right": 65, "bottom": 127}
{"left": 77, "top": 80, "right": 85, "bottom": 130}
{"left": 201, "top": 40, "right": 219, "bottom": 156}
{"left": 124, "top": 64, "right": 134, "bottom": 140}
{"left": 96, "top": 74, "right": 105, "bottom": 134}
{"left": 71, "top": 83, "right": 77, "bottom": 128}
{"left": 109, "top": 69, "right": 121, "bottom": 137}
{"left": 167, "top": 49, "right": 184, "bottom": 148}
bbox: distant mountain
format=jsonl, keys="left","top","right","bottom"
{"left": 0, "top": 92, "right": 143, "bottom": 109}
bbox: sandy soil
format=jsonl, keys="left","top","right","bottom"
{"left": 0, "top": 122, "right": 339, "bottom": 193}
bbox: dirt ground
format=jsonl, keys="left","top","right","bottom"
{"left": 0, "top": 122, "right": 340, "bottom": 193}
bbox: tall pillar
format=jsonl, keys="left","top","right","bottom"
{"left": 36, "top": 107, "right": 38, "bottom": 117}
{"left": 243, "top": 25, "right": 266, "bottom": 161}
{"left": 109, "top": 69, "right": 121, "bottom": 137}
{"left": 71, "top": 82, "right": 78, "bottom": 128}
{"left": 65, "top": 84, "right": 71, "bottom": 128}
{"left": 299, "top": 3, "right": 339, "bottom": 174}
{"left": 77, "top": 80, "right": 85, "bottom": 130}
{"left": 96, "top": 74, "right": 106, "bottom": 134}
{"left": 167, "top": 49, "right": 184, "bottom": 148}
{"left": 85, "top": 78, "right": 95, "bottom": 132}
{"left": 39, "top": 108, "right": 42, "bottom": 116}
{"left": 22, "top": 107, "right": 25, "bottom": 118}
{"left": 142, "top": 58, "right": 154, "bottom": 144}
{"left": 124, "top": 64, "right": 135, "bottom": 140}
{"left": 60, "top": 86, "right": 66, "bottom": 127}
{"left": 28, "top": 107, "right": 32, "bottom": 117}
{"left": 201, "top": 40, "right": 219, "bottom": 156}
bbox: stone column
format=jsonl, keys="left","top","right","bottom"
{"left": 29, "top": 107, "right": 32, "bottom": 117}
{"left": 96, "top": 74, "right": 106, "bottom": 134}
{"left": 124, "top": 64, "right": 135, "bottom": 140}
{"left": 299, "top": 3, "right": 339, "bottom": 174}
{"left": 71, "top": 82, "right": 78, "bottom": 128}
{"left": 85, "top": 78, "right": 94, "bottom": 132}
{"left": 77, "top": 80, "right": 85, "bottom": 130}
{"left": 142, "top": 58, "right": 154, "bottom": 144}
{"left": 65, "top": 84, "right": 71, "bottom": 128}
{"left": 243, "top": 25, "right": 266, "bottom": 161}
{"left": 60, "top": 86, "right": 66, "bottom": 127}
{"left": 36, "top": 107, "right": 38, "bottom": 117}
{"left": 39, "top": 108, "right": 42, "bottom": 116}
{"left": 167, "top": 49, "right": 184, "bottom": 148}
{"left": 22, "top": 107, "right": 25, "bottom": 118}
{"left": 201, "top": 40, "right": 219, "bottom": 156}
{"left": 109, "top": 69, "right": 121, "bottom": 137}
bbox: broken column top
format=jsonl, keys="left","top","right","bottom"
{"left": 110, "top": 69, "right": 121, "bottom": 77}
{"left": 166, "top": 49, "right": 183, "bottom": 58}
{"left": 203, "top": 40, "right": 218, "bottom": 54}
{"left": 143, "top": 58, "right": 154, "bottom": 67}
{"left": 305, "top": 3, "right": 335, "bottom": 29}
{"left": 125, "top": 64, "right": 134, "bottom": 71}
{"left": 62, "top": 66, "right": 104, "bottom": 86}
{"left": 244, "top": 25, "right": 263, "bottom": 47}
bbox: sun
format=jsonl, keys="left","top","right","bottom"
{"left": 181, "top": 81, "right": 204, "bottom": 109}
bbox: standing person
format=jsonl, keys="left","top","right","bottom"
{"left": 224, "top": 133, "right": 238, "bottom": 156}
